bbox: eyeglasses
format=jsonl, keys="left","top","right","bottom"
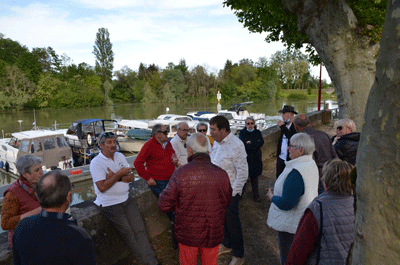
{"left": 336, "top": 126, "right": 343, "bottom": 131}
{"left": 288, "top": 145, "right": 298, "bottom": 149}
{"left": 198, "top": 129, "right": 207, "bottom": 132}
{"left": 158, "top": 130, "right": 168, "bottom": 135}
{"left": 102, "top": 132, "right": 115, "bottom": 137}
{"left": 247, "top": 122, "right": 254, "bottom": 125}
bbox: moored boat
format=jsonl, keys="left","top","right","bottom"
{"left": 0, "top": 130, "right": 73, "bottom": 174}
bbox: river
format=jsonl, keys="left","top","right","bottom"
{"left": 0, "top": 98, "right": 336, "bottom": 136}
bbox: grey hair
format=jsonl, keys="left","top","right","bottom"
{"left": 290, "top": 133, "right": 315, "bottom": 155}
{"left": 177, "top": 122, "right": 188, "bottom": 130}
{"left": 245, "top": 117, "right": 255, "bottom": 123}
{"left": 37, "top": 170, "right": 72, "bottom": 209}
{"left": 151, "top": 124, "right": 164, "bottom": 136}
{"left": 293, "top": 114, "right": 310, "bottom": 128}
{"left": 16, "top": 155, "right": 42, "bottom": 176}
{"left": 186, "top": 133, "right": 208, "bottom": 154}
{"left": 98, "top": 132, "right": 116, "bottom": 145}
{"left": 196, "top": 122, "right": 208, "bottom": 131}
{"left": 337, "top": 118, "right": 356, "bottom": 132}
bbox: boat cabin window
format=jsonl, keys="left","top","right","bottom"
{"left": 19, "top": 140, "right": 29, "bottom": 153}
{"left": 57, "top": 136, "right": 68, "bottom": 148}
{"left": 8, "top": 137, "right": 21, "bottom": 149}
{"left": 82, "top": 121, "right": 104, "bottom": 136}
{"left": 43, "top": 137, "right": 56, "bottom": 150}
{"left": 31, "top": 140, "right": 43, "bottom": 153}
{"left": 219, "top": 113, "right": 234, "bottom": 120}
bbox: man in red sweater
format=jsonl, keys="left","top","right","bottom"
{"left": 134, "top": 123, "right": 178, "bottom": 198}
{"left": 134, "top": 123, "right": 179, "bottom": 248}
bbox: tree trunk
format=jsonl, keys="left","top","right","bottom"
{"left": 282, "top": 0, "right": 380, "bottom": 130}
{"left": 351, "top": 1, "right": 400, "bottom": 263}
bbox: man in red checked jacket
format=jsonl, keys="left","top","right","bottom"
{"left": 159, "top": 133, "right": 232, "bottom": 265}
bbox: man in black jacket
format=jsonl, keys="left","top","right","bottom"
{"left": 276, "top": 105, "right": 297, "bottom": 178}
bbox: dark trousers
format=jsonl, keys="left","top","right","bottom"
{"left": 276, "top": 157, "right": 286, "bottom": 178}
{"left": 249, "top": 172, "right": 260, "bottom": 198}
{"left": 278, "top": 231, "right": 295, "bottom": 265}
{"left": 100, "top": 197, "right": 158, "bottom": 265}
{"left": 223, "top": 194, "right": 244, "bottom": 258}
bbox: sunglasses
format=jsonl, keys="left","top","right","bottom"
{"left": 336, "top": 126, "right": 343, "bottom": 131}
{"left": 247, "top": 122, "right": 254, "bottom": 125}
{"left": 102, "top": 132, "right": 115, "bottom": 137}
{"left": 158, "top": 130, "right": 168, "bottom": 135}
{"left": 198, "top": 129, "right": 207, "bottom": 132}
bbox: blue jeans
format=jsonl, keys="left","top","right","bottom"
{"left": 149, "top": 179, "right": 174, "bottom": 221}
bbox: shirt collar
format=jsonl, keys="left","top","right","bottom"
{"left": 40, "top": 210, "right": 74, "bottom": 222}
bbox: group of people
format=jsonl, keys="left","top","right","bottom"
{"left": 269, "top": 105, "right": 359, "bottom": 265}
{"left": 1, "top": 104, "right": 359, "bottom": 265}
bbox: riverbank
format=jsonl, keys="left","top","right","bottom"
{"left": 118, "top": 116, "right": 337, "bottom": 265}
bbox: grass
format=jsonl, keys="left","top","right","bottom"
{"left": 277, "top": 88, "right": 336, "bottom": 101}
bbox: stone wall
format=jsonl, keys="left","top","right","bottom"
{"left": 0, "top": 110, "right": 331, "bottom": 265}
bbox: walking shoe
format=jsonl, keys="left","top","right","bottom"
{"left": 218, "top": 244, "right": 232, "bottom": 255}
{"left": 229, "top": 256, "right": 245, "bottom": 265}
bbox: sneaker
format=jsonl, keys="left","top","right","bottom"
{"left": 229, "top": 256, "right": 245, "bottom": 265}
{"left": 218, "top": 244, "right": 232, "bottom": 255}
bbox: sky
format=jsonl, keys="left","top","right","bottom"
{"left": 1, "top": 0, "right": 329, "bottom": 80}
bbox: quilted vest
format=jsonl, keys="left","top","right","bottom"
{"left": 306, "top": 192, "right": 354, "bottom": 265}
{"left": 267, "top": 155, "right": 319, "bottom": 234}
{"left": 4, "top": 181, "right": 40, "bottom": 247}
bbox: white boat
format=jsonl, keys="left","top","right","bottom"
{"left": 0, "top": 130, "right": 73, "bottom": 174}
{"left": 148, "top": 115, "right": 197, "bottom": 138}
{"left": 218, "top": 102, "right": 268, "bottom": 133}
{"left": 115, "top": 119, "right": 149, "bottom": 135}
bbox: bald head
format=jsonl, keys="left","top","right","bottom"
{"left": 293, "top": 114, "right": 310, "bottom": 132}
{"left": 37, "top": 170, "right": 72, "bottom": 209}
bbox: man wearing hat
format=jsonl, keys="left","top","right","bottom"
{"left": 276, "top": 105, "right": 297, "bottom": 178}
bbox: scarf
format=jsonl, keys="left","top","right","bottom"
{"left": 18, "top": 176, "right": 38, "bottom": 201}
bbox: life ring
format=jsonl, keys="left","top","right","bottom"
{"left": 87, "top": 134, "right": 93, "bottom": 145}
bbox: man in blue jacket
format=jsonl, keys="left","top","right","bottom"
{"left": 12, "top": 170, "right": 97, "bottom": 265}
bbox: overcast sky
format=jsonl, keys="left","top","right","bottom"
{"left": 1, "top": 0, "right": 329, "bottom": 80}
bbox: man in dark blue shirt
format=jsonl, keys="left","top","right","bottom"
{"left": 12, "top": 170, "right": 96, "bottom": 265}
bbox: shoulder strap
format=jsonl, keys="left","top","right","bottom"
{"left": 316, "top": 200, "right": 323, "bottom": 264}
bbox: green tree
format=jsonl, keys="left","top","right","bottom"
{"left": 0, "top": 64, "right": 35, "bottom": 109}
{"left": 230, "top": 64, "right": 257, "bottom": 86}
{"left": 93, "top": 27, "right": 114, "bottom": 103}
{"left": 142, "top": 82, "right": 158, "bottom": 103}
{"left": 224, "top": 0, "right": 387, "bottom": 129}
{"left": 162, "top": 68, "right": 186, "bottom": 101}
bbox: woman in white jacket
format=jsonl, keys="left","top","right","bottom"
{"left": 267, "top": 133, "right": 319, "bottom": 265}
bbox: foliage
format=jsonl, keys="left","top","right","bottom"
{"left": 224, "top": 0, "right": 387, "bottom": 64}
{"left": 142, "top": 82, "right": 158, "bottom": 103}
{"left": 347, "top": 0, "right": 387, "bottom": 43}
{"left": 0, "top": 64, "right": 35, "bottom": 109}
